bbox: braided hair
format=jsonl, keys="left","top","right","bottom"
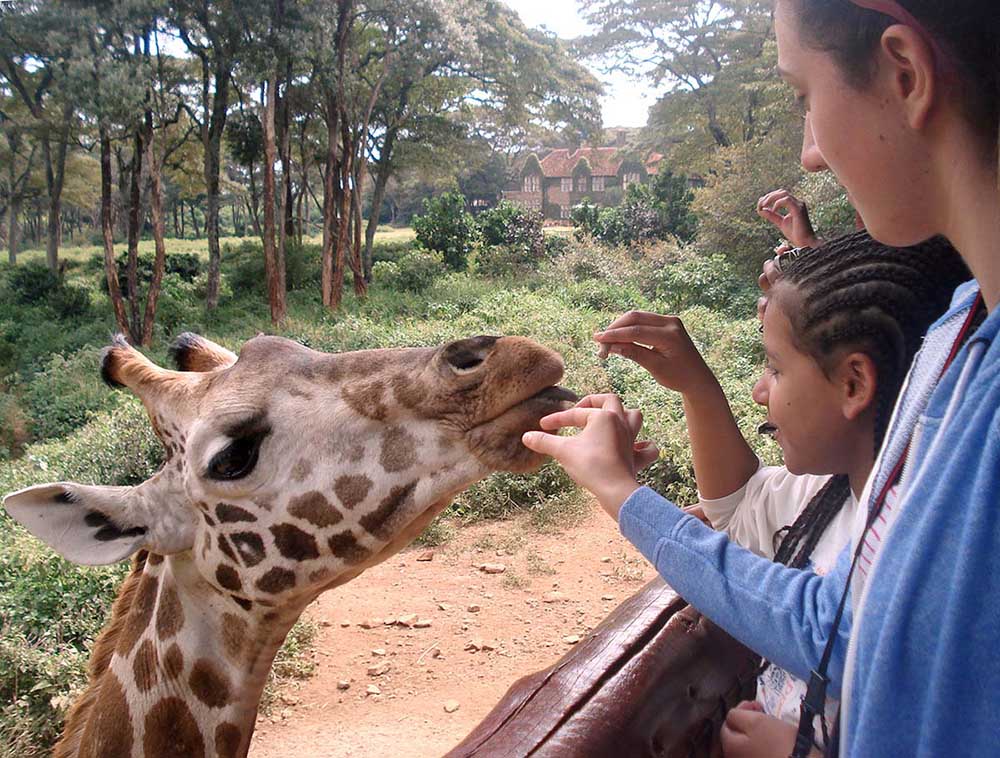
{"left": 769, "top": 230, "right": 969, "bottom": 568}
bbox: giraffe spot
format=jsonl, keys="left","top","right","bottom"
{"left": 85, "top": 509, "right": 147, "bottom": 542}
{"left": 333, "top": 475, "right": 373, "bottom": 510}
{"left": 290, "top": 459, "right": 313, "bottom": 482}
{"left": 217, "top": 534, "right": 237, "bottom": 563}
{"left": 133, "top": 639, "right": 159, "bottom": 693}
{"left": 271, "top": 523, "right": 320, "bottom": 561}
{"left": 220, "top": 613, "right": 248, "bottom": 664}
{"left": 215, "top": 723, "right": 243, "bottom": 758}
{"left": 252, "top": 496, "right": 274, "bottom": 512}
{"left": 215, "top": 564, "right": 242, "bottom": 592}
{"left": 286, "top": 384, "right": 314, "bottom": 400}
{"left": 328, "top": 531, "right": 370, "bottom": 565}
{"left": 116, "top": 573, "right": 159, "bottom": 656}
{"left": 342, "top": 381, "right": 389, "bottom": 421}
{"left": 78, "top": 673, "right": 132, "bottom": 758}
{"left": 231, "top": 595, "right": 253, "bottom": 612}
{"left": 164, "top": 643, "right": 184, "bottom": 680}
{"left": 379, "top": 426, "right": 418, "bottom": 473}
{"left": 216, "top": 503, "right": 257, "bottom": 523}
{"left": 263, "top": 611, "right": 280, "bottom": 622}
{"left": 202, "top": 512, "right": 216, "bottom": 527}
{"left": 147, "top": 552, "right": 164, "bottom": 566}
{"left": 309, "top": 567, "right": 332, "bottom": 583}
{"left": 391, "top": 372, "right": 425, "bottom": 408}
{"left": 144, "top": 697, "right": 205, "bottom": 757}
{"left": 156, "top": 585, "right": 184, "bottom": 641}
{"left": 189, "top": 659, "right": 232, "bottom": 708}
{"left": 195, "top": 501, "right": 209, "bottom": 512}
{"left": 232, "top": 532, "right": 266, "bottom": 566}
{"left": 256, "top": 567, "right": 296, "bottom": 594}
{"left": 338, "top": 443, "right": 365, "bottom": 463}
{"left": 360, "top": 482, "right": 417, "bottom": 540}
{"left": 289, "top": 491, "right": 343, "bottom": 527}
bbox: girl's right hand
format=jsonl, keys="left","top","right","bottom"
{"left": 594, "top": 312, "right": 714, "bottom": 396}
{"left": 755, "top": 189, "right": 820, "bottom": 249}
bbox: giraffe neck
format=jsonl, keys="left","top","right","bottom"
{"left": 58, "top": 552, "right": 307, "bottom": 758}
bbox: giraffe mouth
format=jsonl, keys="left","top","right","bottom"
{"left": 530, "top": 386, "right": 579, "bottom": 406}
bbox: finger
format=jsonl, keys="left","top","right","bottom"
{"left": 757, "top": 295, "right": 768, "bottom": 321}
{"left": 538, "top": 407, "right": 604, "bottom": 431}
{"left": 598, "top": 310, "right": 668, "bottom": 333}
{"left": 681, "top": 504, "right": 711, "bottom": 525}
{"left": 521, "top": 430, "right": 568, "bottom": 457}
{"left": 576, "top": 393, "right": 626, "bottom": 415}
{"left": 773, "top": 242, "right": 793, "bottom": 255}
{"left": 735, "top": 699, "right": 764, "bottom": 712}
{"left": 757, "top": 189, "right": 790, "bottom": 211}
{"left": 597, "top": 323, "right": 681, "bottom": 348}
{"left": 607, "top": 342, "right": 671, "bottom": 377}
{"left": 768, "top": 196, "right": 805, "bottom": 218}
{"left": 723, "top": 707, "right": 760, "bottom": 733}
{"left": 762, "top": 257, "right": 781, "bottom": 286}
{"left": 624, "top": 408, "right": 643, "bottom": 439}
{"left": 756, "top": 207, "right": 785, "bottom": 227}
{"left": 634, "top": 441, "right": 659, "bottom": 470}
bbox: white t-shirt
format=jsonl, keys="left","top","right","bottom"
{"left": 699, "top": 463, "right": 859, "bottom": 741}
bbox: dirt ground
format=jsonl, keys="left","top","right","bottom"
{"left": 249, "top": 501, "right": 657, "bottom": 758}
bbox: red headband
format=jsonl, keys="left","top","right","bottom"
{"left": 847, "top": 0, "right": 951, "bottom": 74}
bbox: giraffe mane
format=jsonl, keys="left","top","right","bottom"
{"left": 54, "top": 551, "right": 149, "bottom": 758}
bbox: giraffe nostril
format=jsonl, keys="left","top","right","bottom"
{"left": 442, "top": 336, "right": 499, "bottom": 374}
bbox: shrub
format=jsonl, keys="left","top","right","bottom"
{"left": 46, "top": 284, "right": 91, "bottom": 320}
{"left": 477, "top": 201, "right": 544, "bottom": 255}
{"left": 412, "top": 191, "right": 480, "bottom": 271}
{"left": 644, "top": 251, "right": 758, "bottom": 319}
{"left": 225, "top": 240, "right": 321, "bottom": 297}
{"left": 371, "top": 238, "right": 417, "bottom": 264}
{"left": 6, "top": 263, "right": 59, "bottom": 305}
{"left": 373, "top": 248, "right": 446, "bottom": 293}
{"left": 98, "top": 252, "right": 204, "bottom": 297}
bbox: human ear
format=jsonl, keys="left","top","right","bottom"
{"left": 837, "top": 352, "right": 878, "bottom": 422}
{"left": 879, "top": 24, "right": 937, "bottom": 131}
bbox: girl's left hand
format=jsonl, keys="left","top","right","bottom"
{"left": 720, "top": 701, "right": 821, "bottom": 758}
{"left": 522, "top": 393, "right": 643, "bottom": 519}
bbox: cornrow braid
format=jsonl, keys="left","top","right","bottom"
{"left": 769, "top": 230, "right": 969, "bottom": 568}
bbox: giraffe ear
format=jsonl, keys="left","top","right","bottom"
{"left": 3, "top": 482, "right": 189, "bottom": 566}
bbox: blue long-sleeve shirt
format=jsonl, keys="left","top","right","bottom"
{"left": 620, "top": 282, "right": 1000, "bottom": 755}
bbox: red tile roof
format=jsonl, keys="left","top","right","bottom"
{"left": 538, "top": 147, "right": 624, "bottom": 178}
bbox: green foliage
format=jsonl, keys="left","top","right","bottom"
{"left": 101, "top": 252, "right": 203, "bottom": 298}
{"left": 225, "top": 240, "right": 320, "bottom": 295}
{"left": 646, "top": 251, "right": 758, "bottom": 319}
{"left": 6, "top": 263, "right": 60, "bottom": 304}
{"left": 373, "top": 248, "right": 446, "bottom": 293}
{"left": 412, "top": 191, "right": 480, "bottom": 271}
{"left": 477, "top": 201, "right": 544, "bottom": 255}
{"left": 371, "top": 238, "right": 419, "bottom": 264}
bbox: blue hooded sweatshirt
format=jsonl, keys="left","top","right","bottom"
{"left": 618, "top": 283, "right": 1000, "bottom": 756}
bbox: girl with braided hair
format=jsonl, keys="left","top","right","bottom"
{"left": 523, "top": 0, "right": 1000, "bottom": 755}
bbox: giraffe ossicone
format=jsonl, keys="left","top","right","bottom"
{"left": 3, "top": 331, "right": 576, "bottom": 758}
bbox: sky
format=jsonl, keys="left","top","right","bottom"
{"left": 502, "top": 0, "right": 661, "bottom": 129}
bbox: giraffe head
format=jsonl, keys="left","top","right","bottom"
{"left": 3, "top": 332, "right": 575, "bottom": 609}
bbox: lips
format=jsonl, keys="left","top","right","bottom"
{"left": 531, "top": 386, "right": 579, "bottom": 407}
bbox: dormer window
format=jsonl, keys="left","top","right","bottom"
{"left": 576, "top": 176, "right": 587, "bottom": 192}
{"left": 592, "top": 176, "right": 605, "bottom": 192}
{"left": 561, "top": 178, "right": 573, "bottom": 192}
{"left": 523, "top": 175, "right": 540, "bottom": 193}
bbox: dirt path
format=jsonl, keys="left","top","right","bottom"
{"left": 250, "top": 501, "right": 656, "bottom": 757}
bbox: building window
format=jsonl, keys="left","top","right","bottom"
{"left": 560, "top": 206, "right": 571, "bottom": 220}
{"left": 622, "top": 172, "right": 641, "bottom": 190}
{"left": 576, "top": 176, "right": 588, "bottom": 192}
{"left": 561, "top": 178, "right": 572, "bottom": 192}
{"left": 523, "top": 175, "right": 540, "bottom": 193}
{"left": 592, "top": 176, "right": 605, "bottom": 192}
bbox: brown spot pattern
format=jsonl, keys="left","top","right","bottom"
{"left": 78, "top": 673, "right": 132, "bottom": 758}
{"left": 216, "top": 503, "right": 257, "bottom": 523}
{"left": 390, "top": 373, "right": 425, "bottom": 409}
{"left": 333, "top": 475, "right": 373, "bottom": 510}
{"left": 164, "top": 643, "right": 184, "bottom": 680}
{"left": 360, "top": 482, "right": 417, "bottom": 540}
{"left": 189, "top": 658, "right": 232, "bottom": 708}
{"left": 340, "top": 443, "right": 365, "bottom": 463}
{"left": 343, "top": 381, "right": 389, "bottom": 420}
{"left": 379, "top": 426, "right": 418, "bottom": 473}
{"left": 288, "top": 490, "right": 343, "bottom": 527}
{"left": 156, "top": 585, "right": 184, "bottom": 641}
{"left": 215, "top": 723, "right": 243, "bottom": 758}
{"left": 144, "top": 697, "right": 205, "bottom": 757}
{"left": 216, "top": 564, "right": 242, "bottom": 592}
{"left": 232, "top": 595, "right": 253, "bottom": 612}
{"left": 232, "top": 532, "right": 266, "bottom": 566}
{"left": 290, "top": 459, "right": 312, "bottom": 482}
{"left": 256, "top": 567, "right": 296, "bottom": 594}
{"left": 116, "top": 573, "right": 159, "bottom": 656}
{"left": 147, "top": 552, "right": 164, "bottom": 566}
{"left": 218, "top": 534, "right": 238, "bottom": 562}
{"left": 133, "top": 639, "right": 159, "bottom": 693}
{"left": 221, "top": 613, "right": 248, "bottom": 663}
{"left": 271, "top": 523, "right": 320, "bottom": 561}
{"left": 328, "top": 531, "right": 370, "bottom": 565}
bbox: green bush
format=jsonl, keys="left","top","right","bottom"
{"left": 6, "top": 263, "right": 60, "bottom": 305}
{"left": 371, "top": 238, "right": 418, "bottom": 264}
{"left": 645, "top": 251, "right": 758, "bottom": 319}
{"left": 412, "top": 191, "right": 480, "bottom": 271}
{"left": 225, "top": 240, "right": 320, "bottom": 296}
{"left": 373, "top": 248, "right": 445, "bottom": 293}
{"left": 97, "top": 251, "right": 204, "bottom": 298}
{"left": 476, "top": 201, "right": 544, "bottom": 256}
{"left": 19, "top": 348, "right": 119, "bottom": 441}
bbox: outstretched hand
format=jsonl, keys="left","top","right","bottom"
{"left": 522, "top": 393, "right": 644, "bottom": 519}
{"left": 594, "top": 312, "right": 715, "bottom": 396}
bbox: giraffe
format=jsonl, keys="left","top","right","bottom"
{"left": 2, "top": 331, "right": 576, "bottom": 758}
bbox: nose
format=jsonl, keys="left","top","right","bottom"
{"left": 441, "top": 335, "right": 500, "bottom": 373}
{"left": 800, "top": 113, "right": 828, "bottom": 173}
{"left": 752, "top": 374, "right": 770, "bottom": 407}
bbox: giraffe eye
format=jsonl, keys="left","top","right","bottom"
{"left": 207, "top": 432, "right": 267, "bottom": 481}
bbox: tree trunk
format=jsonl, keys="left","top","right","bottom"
{"left": 179, "top": 200, "right": 186, "bottom": 238}
{"left": 203, "top": 57, "right": 232, "bottom": 310}
{"left": 189, "top": 203, "right": 201, "bottom": 238}
{"left": 320, "top": 95, "right": 340, "bottom": 308}
{"left": 141, "top": 119, "right": 167, "bottom": 347}
{"left": 126, "top": 129, "right": 146, "bottom": 338}
{"left": 261, "top": 76, "right": 286, "bottom": 324}
{"left": 364, "top": 131, "right": 396, "bottom": 280}
{"left": 8, "top": 196, "right": 20, "bottom": 265}
{"left": 248, "top": 160, "right": 262, "bottom": 237}
{"left": 100, "top": 128, "right": 131, "bottom": 337}
{"left": 350, "top": 166, "right": 367, "bottom": 297}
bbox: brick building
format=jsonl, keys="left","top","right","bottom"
{"left": 503, "top": 146, "right": 664, "bottom": 222}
